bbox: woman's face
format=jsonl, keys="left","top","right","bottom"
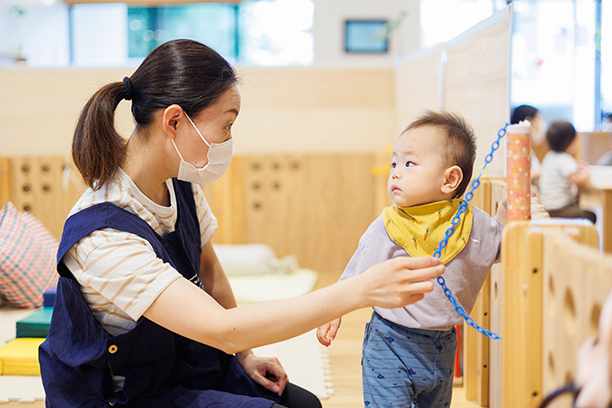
{"left": 529, "top": 112, "right": 547, "bottom": 146}
{"left": 177, "top": 85, "right": 241, "bottom": 168}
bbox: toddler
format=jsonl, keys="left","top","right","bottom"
{"left": 317, "top": 110, "right": 506, "bottom": 407}
{"left": 539, "top": 121, "right": 596, "bottom": 223}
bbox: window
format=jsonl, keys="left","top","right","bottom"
{"left": 511, "top": 0, "right": 597, "bottom": 132}
{"left": 238, "top": 0, "right": 313, "bottom": 65}
{"left": 601, "top": 0, "right": 612, "bottom": 129}
{"left": 420, "top": 0, "right": 605, "bottom": 132}
{"left": 419, "top": 0, "right": 499, "bottom": 49}
{"left": 128, "top": 4, "right": 237, "bottom": 61}
{"left": 126, "top": 0, "right": 313, "bottom": 66}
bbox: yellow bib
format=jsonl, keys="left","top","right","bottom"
{"left": 383, "top": 199, "right": 473, "bottom": 264}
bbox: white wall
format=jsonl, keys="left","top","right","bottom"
{"left": 0, "top": 66, "right": 396, "bottom": 156}
{"left": 313, "top": 0, "right": 420, "bottom": 67}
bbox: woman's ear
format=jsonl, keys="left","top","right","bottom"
{"left": 441, "top": 165, "right": 463, "bottom": 195}
{"left": 161, "top": 104, "right": 184, "bottom": 139}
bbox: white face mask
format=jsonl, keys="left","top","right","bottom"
{"left": 171, "top": 113, "right": 233, "bottom": 184}
{"left": 531, "top": 118, "right": 548, "bottom": 146}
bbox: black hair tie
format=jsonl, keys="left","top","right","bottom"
{"left": 123, "top": 77, "right": 132, "bottom": 101}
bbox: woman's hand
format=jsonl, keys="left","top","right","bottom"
{"left": 235, "top": 350, "right": 288, "bottom": 396}
{"left": 355, "top": 256, "right": 444, "bottom": 310}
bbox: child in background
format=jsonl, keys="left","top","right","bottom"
{"left": 539, "top": 121, "right": 596, "bottom": 224}
{"left": 317, "top": 111, "right": 507, "bottom": 407}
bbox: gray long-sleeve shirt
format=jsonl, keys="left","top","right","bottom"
{"left": 339, "top": 204, "right": 502, "bottom": 331}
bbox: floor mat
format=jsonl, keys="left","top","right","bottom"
{"left": 227, "top": 268, "right": 319, "bottom": 304}
{"left": 0, "top": 306, "right": 45, "bottom": 403}
{"left": 0, "top": 269, "right": 332, "bottom": 402}
{"left": 229, "top": 269, "right": 334, "bottom": 398}
{"left": 0, "top": 375, "right": 44, "bottom": 403}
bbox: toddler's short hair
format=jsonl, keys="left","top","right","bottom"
{"left": 404, "top": 110, "right": 477, "bottom": 198}
{"left": 546, "top": 121, "right": 576, "bottom": 152}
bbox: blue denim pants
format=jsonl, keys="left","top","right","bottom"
{"left": 361, "top": 312, "right": 457, "bottom": 408}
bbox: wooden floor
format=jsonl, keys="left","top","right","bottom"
{"left": 315, "top": 270, "right": 480, "bottom": 408}
{"left": 4, "top": 271, "right": 479, "bottom": 408}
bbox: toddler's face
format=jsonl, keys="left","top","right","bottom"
{"left": 388, "top": 126, "right": 450, "bottom": 207}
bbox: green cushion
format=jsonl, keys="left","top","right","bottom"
{"left": 15, "top": 307, "right": 53, "bottom": 338}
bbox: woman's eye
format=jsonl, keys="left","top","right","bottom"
{"left": 226, "top": 122, "right": 233, "bottom": 131}
{"left": 405, "top": 161, "right": 415, "bottom": 167}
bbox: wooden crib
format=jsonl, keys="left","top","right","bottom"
{"left": 464, "top": 178, "right": 611, "bottom": 408}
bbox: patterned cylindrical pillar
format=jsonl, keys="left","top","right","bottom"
{"left": 506, "top": 121, "right": 531, "bottom": 221}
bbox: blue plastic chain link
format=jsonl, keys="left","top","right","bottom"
{"left": 432, "top": 123, "right": 509, "bottom": 340}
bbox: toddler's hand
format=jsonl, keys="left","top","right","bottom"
{"left": 316, "top": 318, "right": 342, "bottom": 347}
{"left": 577, "top": 160, "right": 589, "bottom": 170}
{"left": 496, "top": 193, "right": 509, "bottom": 227}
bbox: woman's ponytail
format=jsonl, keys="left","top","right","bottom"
{"left": 72, "top": 81, "right": 127, "bottom": 189}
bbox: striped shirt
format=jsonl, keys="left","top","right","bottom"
{"left": 63, "top": 168, "right": 217, "bottom": 336}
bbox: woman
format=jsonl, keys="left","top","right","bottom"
{"left": 511, "top": 104, "right": 547, "bottom": 184}
{"left": 39, "top": 39, "right": 444, "bottom": 408}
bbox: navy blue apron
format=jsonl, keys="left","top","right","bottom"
{"left": 39, "top": 179, "right": 280, "bottom": 408}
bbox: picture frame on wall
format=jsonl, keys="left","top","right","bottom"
{"left": 344, "top": 20, "right": 389, "bottom": 54}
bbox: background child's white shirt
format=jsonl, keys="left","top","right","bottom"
{"left": 63, "top": 169, "right": 217, "bottom": 334}
{"left": 339, "top": 205, "right": 501, "bottom": 331}
{"left": 539, "top": 151, "right": 580, "bottom": 210}
{"left": 531, "top": 148, "right": 541, "bottom": 175}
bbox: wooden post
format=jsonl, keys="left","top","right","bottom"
{"left": 465, "top": 178, "right": 492, "bottom": 405}
{"left": 506, "top": 122, "right": 531, "bottom": 222}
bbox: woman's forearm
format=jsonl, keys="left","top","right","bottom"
{"left": 222, "top": 277, "right": 366, "bottom": 353}
{"left": 144, "top": 256, "right": 443, "bottom": 354}
{"left": 145, "top": 274, "right": 365, "bottom": 354}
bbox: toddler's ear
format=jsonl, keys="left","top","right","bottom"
{"left": 441, "top": 165, "right": 463, "bottom": 195}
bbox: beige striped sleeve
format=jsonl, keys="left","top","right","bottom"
{"left": 65, "top": 229, "right": 182, "bottom": 321}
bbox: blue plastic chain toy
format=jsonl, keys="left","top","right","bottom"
{"left": 432, "top": 123, "right": 509, "bottom": 340}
